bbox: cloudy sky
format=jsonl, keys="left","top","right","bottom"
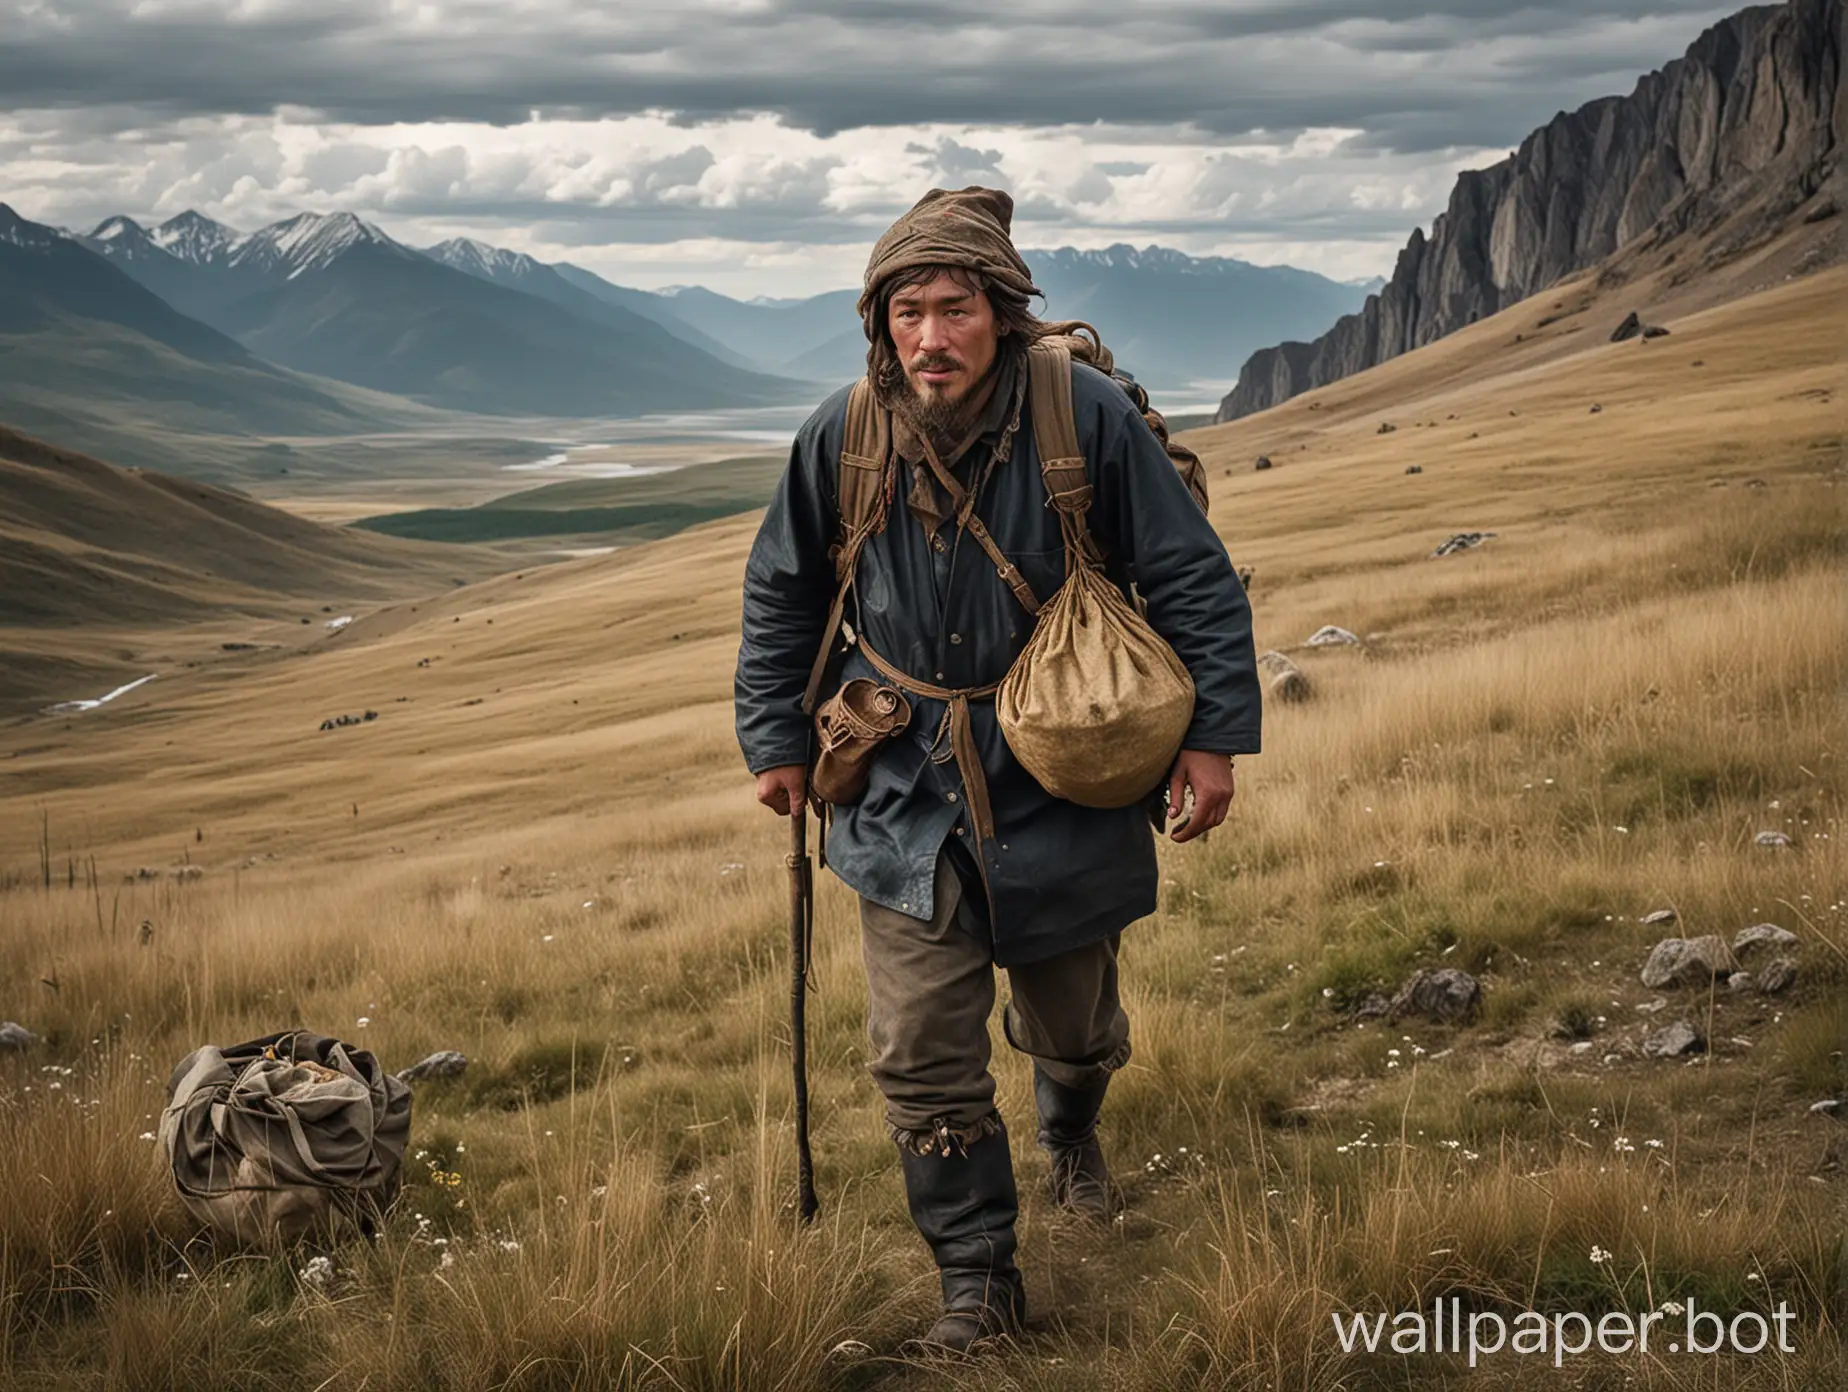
{"left": 3, "top": 1, "right": 1736, "bottom": 297}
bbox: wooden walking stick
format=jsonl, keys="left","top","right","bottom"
{"left": 787, "top": 800, "right": 820, "bottom": 1223}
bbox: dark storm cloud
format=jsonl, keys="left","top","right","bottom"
{"left": 0, "top": 1, "right": 1739, "bottom": 153}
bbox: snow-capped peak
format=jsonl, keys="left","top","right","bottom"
{"left": 152, "top": 210, "right": 242, "bottom": 266}
{"left": 91, "top": 215, "right": 146, "bottom": 243}
{"left": 425, "top": 236, "right": 543, "bottom": 280}
{"left": 229, "top": 211, "right": 399, "bottom": 279}
{"left": 0, "top": 203, "right": 67, "bottom": 251}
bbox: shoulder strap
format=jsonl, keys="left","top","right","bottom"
{"left": 803, "top": 378, "right": 893, "bottom": 715}
{"left": 1026, "top": 340, "right": 1103, "bottom": 570}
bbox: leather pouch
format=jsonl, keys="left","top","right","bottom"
{"left": 812, "top": 678, "right": 911, "bottom": 805}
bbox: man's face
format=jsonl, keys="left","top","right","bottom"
{"left": 888, "top": 270, "right": 1000, "bottom": 410}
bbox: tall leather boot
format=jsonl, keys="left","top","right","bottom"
{"left": 896, "top": 1119, "right": 1026, "bottom": 1353}
{"left": 1033, "top": 1063, "right": 1121, "bottom": 1221}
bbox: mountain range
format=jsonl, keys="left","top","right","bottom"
{"left": 23, "top": 202, "right": 1376, "bottom": 417}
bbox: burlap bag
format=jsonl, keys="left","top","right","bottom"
{"left": 160, "top": 1029, "right": 411, "bottom": 1244}
{"left": 997, "top": 561, "right": 1195, "bottom": 808}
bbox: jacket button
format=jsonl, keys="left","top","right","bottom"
{"left": 946, "top": 791, "right": 959, "bottom": 803}
{"left": 953, "top": 826, "right": 966, "bottom": 837}
{"left": 949, "top": 632, "right": 963, "bottom": 645}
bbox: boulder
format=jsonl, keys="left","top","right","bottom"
{"left": 1755, "top": 958, "right": 1797, "bottom": 995}
{"left": 1610, "top": 311, "right": 1644, "bottom": 342}
{"left": 1377, "top": 422, "right": 1397, "bottom": 434}
{"left": 1389, "top": 968, "right": 1481, "bottom": 1023}
{"left": 1639, "top": 936, "right": 1736, "bottom": 989}
{"left": 1257, "top": 650, "right": 1298, "bottom": 675}
{"left": 401, "top": 1050, "right": 469, "bottom": 1082}
{"left": 1733, "top": 923, "right": 1798, "bottom": 957}
{"left": 1589, "top": 403, "right": 1603, "bottom": 413}
{"left": 1726, "top": 972, "right": 1753, "bottom": 993}
{"left": 1306, "top": 625, "right": 1360, "bottom": 647}
{"left": 1642, "top": 325, "right": 1670, "bottom": 338}
{"left": 1642, "top": 1021, "right": 1704, "bottom": 1058}
{"left": 0, "top": 1022, "right": 40, "bottom": 1052}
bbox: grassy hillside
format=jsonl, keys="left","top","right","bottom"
{"left": 0, "top": 426, "right": 497, "bottom": 715}
{"left": 0, "top": 251, "right": 1840, "bottom": 1389}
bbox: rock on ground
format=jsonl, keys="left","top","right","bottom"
{"left": 1642, "top": 1021, "right": 1704, "bottom": 1058}
{"left": 1640, "top": 936, "right": 1736, "bottom": 989}
{"left": 401, "top": 1050, "right": 469, "bottom": 1082}
{"left": 1270, "top": 669, "right": 1313, "bottom": 704}
{"left": 1389, "top": 968, "right": 1481, "bottom": 1023}
{"left": 1733, "top": 923, "right": 1798, "bottom": 956}
{"left": 1755, "top": 958, "right": 1797, "bottom": 995}
{"left": 1640, "top": 908, "right": 1678, "bottom": 926}
{"left": 0, "top": 1022, "right": 40, "bottom": 1051}
{"left": 1432, "top": 532, "right": 1497, "bottom": 557}
{"left": 1306, "top": 625, "right": 1360, "bottom": 647}
{"left": 1254, "top": 455, "right": 1273, "bottom": 471}
{"left": 1754, "top": 830, "right": 1792, "bottom": 848}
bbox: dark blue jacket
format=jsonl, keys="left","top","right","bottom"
{"left": 735, "top": 361, "right": 1260, "bottom": 965}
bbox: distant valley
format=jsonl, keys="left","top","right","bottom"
{"left": 0, "top": 197, "right": 1376, "bottom": 494}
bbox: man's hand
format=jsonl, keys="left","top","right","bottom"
{"left": 1167, "top": 750, "right": 1235, "bottom": 843}
{"left": 755, "top": 764, "right": 807, "bottom": 817}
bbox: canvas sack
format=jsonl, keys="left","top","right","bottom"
{"left": 160, "top": 1029, "right": 411, "bottom": 1244}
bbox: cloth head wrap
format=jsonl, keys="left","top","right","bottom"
{"left": 857, "top": 186, "right": 1041, "bottom": 341}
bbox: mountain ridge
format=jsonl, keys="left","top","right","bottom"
{"left": 1215, "top": 0, "right": 1843, "bottom": 421}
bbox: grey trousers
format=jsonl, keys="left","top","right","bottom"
{"left": 860, "top": 847, "right": 1132, "bottom": 1144}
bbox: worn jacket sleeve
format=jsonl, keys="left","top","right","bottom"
{"left": 1077, "top": 366, "right": 1262, "bottom": 755}
{"left": 734, "top": 392, "right": 846, "bottom": 775}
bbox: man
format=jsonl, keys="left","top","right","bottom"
{"left": 735, "top": 187, "right": 1260, "bottom": 1352}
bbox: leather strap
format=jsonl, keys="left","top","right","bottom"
{"left": 804, "top": 379, "right": 895, "bottom": 714}
{"left": 1026, "top": 340, "right": 1104, "bottom": 572}
{"left": 856, "top": 636, "right": 1000, "bottom": 846}
{"left": 914, "top": 432, "right": 1041, "bottom": 617}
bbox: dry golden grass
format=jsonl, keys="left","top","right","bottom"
{"left": 0, "top": 259, "right": 1842, "bottom": 1389}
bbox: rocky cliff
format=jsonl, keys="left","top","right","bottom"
{"left": 1215, "top": 0, "right": 1842, "bottom": 422}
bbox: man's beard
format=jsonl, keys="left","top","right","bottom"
{"left": 897, "top": 355, "right": 982, "bottom": 451}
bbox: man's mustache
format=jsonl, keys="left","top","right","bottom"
{"left": 909, "top": 354, "right": 962, "bottom": 374}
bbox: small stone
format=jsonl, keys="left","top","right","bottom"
{"left": 1253, "top": 455, "right": 1273, "bottom": 471}
{"left": 1641, "top": 325, "right": 1670, "bottom": 338}
{"left": 1755, "top": 958, "right": 1796, "bottom": 995}
{"left": 1257, "top": 650, "right": 1298, "bottom": 675}
{"left": 1389, "top": 968, "right": 1480, "bottom": 1023}
{"left": 1588, "top": 403, "right": 1603, "bottom": 413}
{"left": 1733, "top": 923, "right": 1798, "bottom": 956}
{"left": 1270, "top": 669, "right": 1313, "bottom": 704}
{"left": 1568, "top": 1041, "right": 1595, "bottom": 1055}
{"left": 1640, "top": 936, "right": 1736, "bottom": 989}
{"left": 828, "top": 1340, "right": 874, "bottom": 1361}
{"left": 1431, "top": 532, "right": 1497, "bottom": 558}
{"left": 1754, "top": 830, "right": 1792, "bottom": 848}
{"left": 1404, "top": 464, "right": 1423, "bottom": 474}
{"left": 1726, "top": 972, "right": 1753, "bottom": 993}
{"left": 1810, "top": 1099, "right": 1841, "bottom": 1117}
{"left": 1353, "top": 993, "right": 1392, "bottom": 1021}
{"left": 401, "top": 1050, "right": 469, "bottom": 1082}
{"left": 1636, "top": 997, "right": 1668, "bottom": 1014}
{"left": 0, "top": 1022, "right": 40, "bottom": 1051}
{"left": 1377, "top": 422, "right": 1397, "bottom": 434}
{"left": 1642, "top": 1021, "right": 1704, "bottom": 1058}
{"left": 1640, "top": 908, "right": 1678, "bottom": 926}
{"left": 1306, "top": 625, "right": 1360, "bottom": 647}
